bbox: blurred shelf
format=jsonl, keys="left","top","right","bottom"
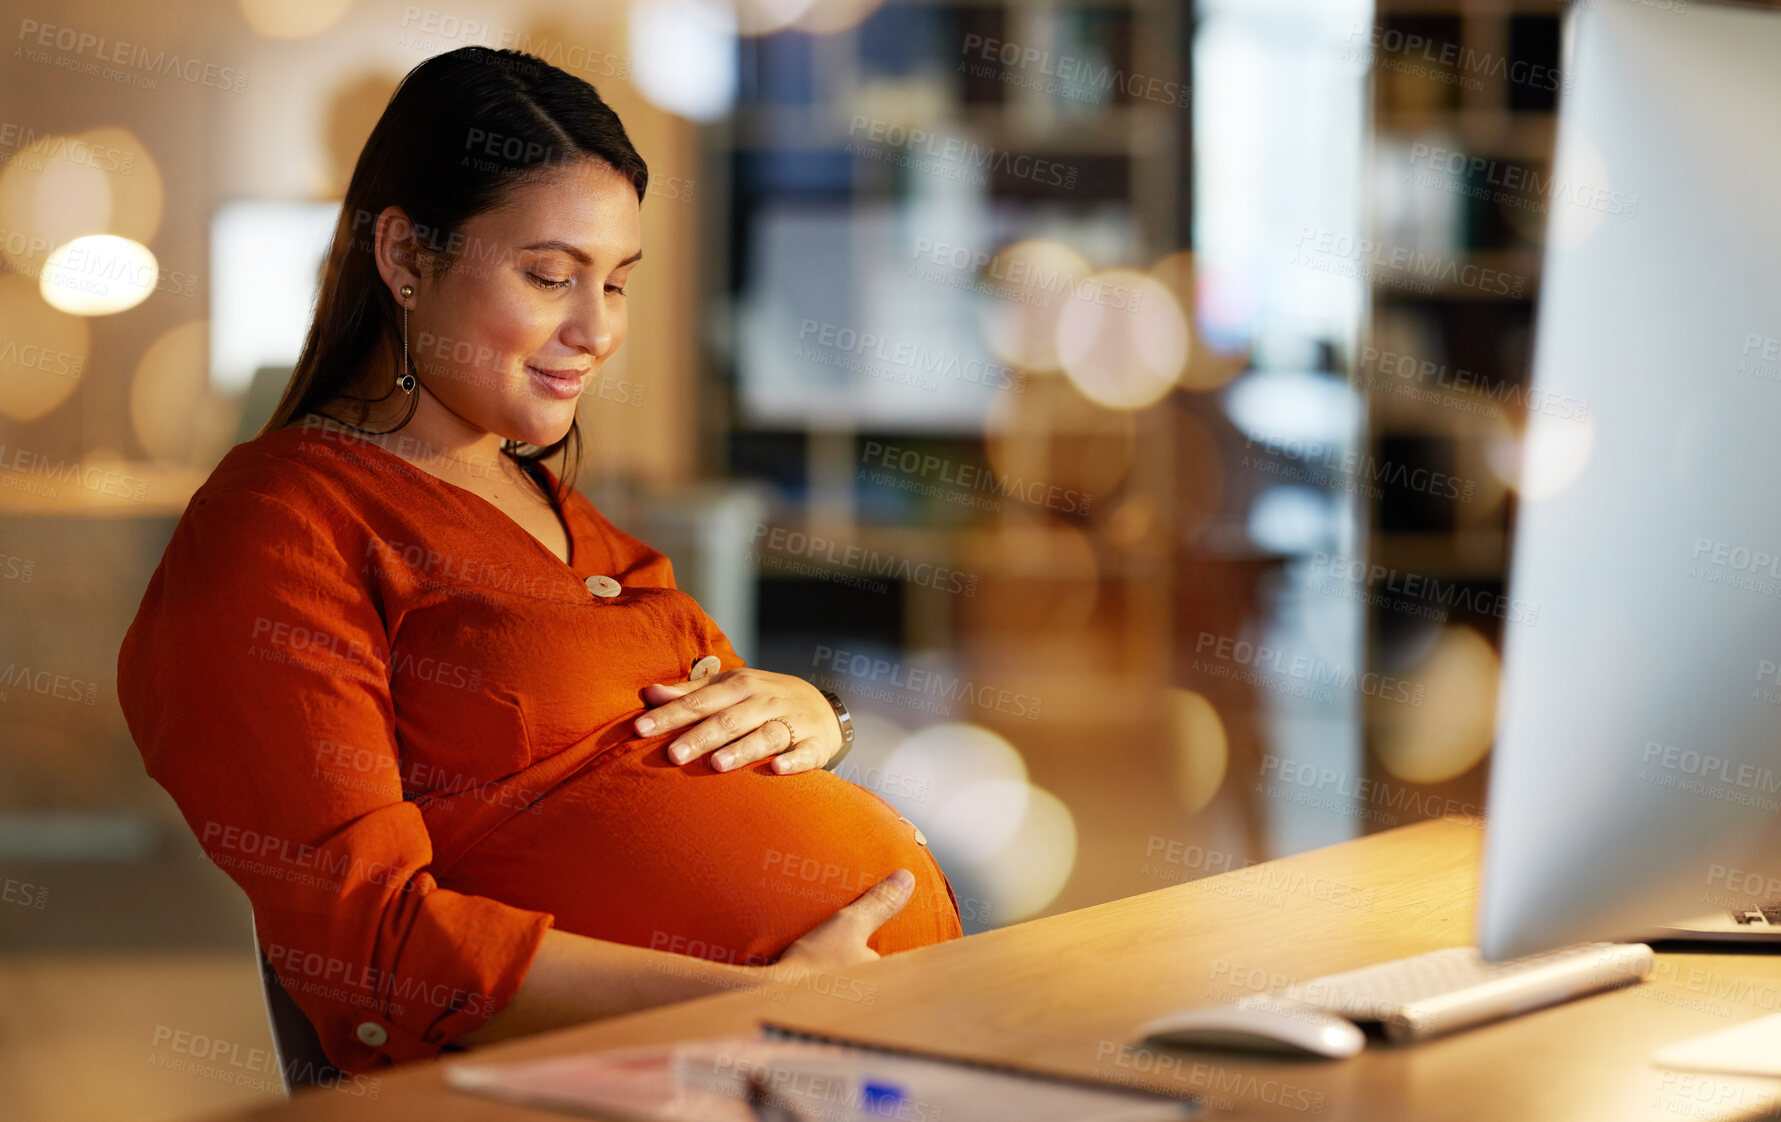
{"left": 1367, "top": 249, "right": 1542, "bottom": 302}
{"left": 755, "top": 520, "right": 1171, "bottom": 582}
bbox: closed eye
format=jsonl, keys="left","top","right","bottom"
{"left": 529, "top": 273, "right": 573, "bottom": 290}
{"left": 606, "top": 284, "right": 627, "bottom": 296}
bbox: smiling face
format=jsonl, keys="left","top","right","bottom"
{"left": 396, "top": 158, "right": 643, "bottom": 451}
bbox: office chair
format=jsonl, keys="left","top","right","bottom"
{"left": 250, "top": 913, "right": 347, "bottom": 1095}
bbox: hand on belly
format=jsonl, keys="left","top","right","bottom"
{"left": 437, "top": 740, "right": 963, "bottom": 964}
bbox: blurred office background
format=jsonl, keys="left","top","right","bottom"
{"left": 0, "top": 0, "right": 1684, "bottom": 1116}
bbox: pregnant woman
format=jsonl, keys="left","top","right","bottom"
{"left": 116, "top": 46, "right": 961, "bottom": 1077}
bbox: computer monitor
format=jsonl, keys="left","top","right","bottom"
{"left": 1476, "top": 0, "right": 1781, "bottom": 962}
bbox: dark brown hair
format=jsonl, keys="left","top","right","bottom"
{"left": 259, "top": 46, "right": 649, "bottom": 503}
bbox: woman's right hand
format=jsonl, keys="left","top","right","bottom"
{"left": 773, "top": 869, "right": 915, "bottom": 969}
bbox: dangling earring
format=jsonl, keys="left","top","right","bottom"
{"left": 398, "top": 284, "right": 417, "bottom": 395}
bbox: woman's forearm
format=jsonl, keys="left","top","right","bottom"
{"left": 448, "top": 927, "right": 767, "bottom": 1048}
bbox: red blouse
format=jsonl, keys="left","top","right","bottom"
{"left": 116, "top": 415, "right": 962, "bottom": 1075}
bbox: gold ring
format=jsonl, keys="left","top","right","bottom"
{"left": 766, "top": 717, "right": 795, "bottom": 744}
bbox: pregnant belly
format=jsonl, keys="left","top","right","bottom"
{"left": 438, "top": 742, "right": 964, "bottom": 964}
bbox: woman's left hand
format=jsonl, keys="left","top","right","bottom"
{"left": 635, "top": 668, "right": 843, "bottom": 774}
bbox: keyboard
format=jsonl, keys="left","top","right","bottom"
{"left": 1253, "top": 942, "right": 1655, "bottom": 1043}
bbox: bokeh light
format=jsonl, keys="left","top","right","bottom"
{"left": 1370, "top": 625, "right": 1501, "bottom": 785}
{"left": 238, "top": 0, "right": 355, "bottom": 38}
{"left": 970, "top": 785, "right": 1077, "bottom": 923}
{"left": 1487, "top": 411, "right": 1597, "bottom": 501}
{"left": 131, "top": 319, "right": 233, "bottom": 466}
{"left": 978, "top": 239, "right": 1092, "bottom": 374}
{"left": 1223, "top": 369, "right": 1360, "bottom": 448}
{"left": 1167, "top": 689, "right": 1229, "bottom": 813}
{"left": 0, "top": 128, "right": 164, "bottom": 279}
{"left": 0, "top": 138, "right": 107, "bottom": 273}
{"left": 76, "top": 127, "right": 164, "bottom": 247}
{"left": 1247, "top": 486, "right": 1337, "bottom": 554}
{"left": 1149, "top": 250, "right": 1249, "bottom": 392}
{"left": 882, "top": 723, "right": 1029, "bottom": 860}
{"left": 0, "top": 274, "right": 90, "bottom": 421}
{"left": 40, "top": 235, "right": 159, "bottom": 316}
{"left": 984, "top": 374, "right": 1137, "bottom": 505}
{"left": 628, "top": 0, "right": 739, "bottom": 122}
{"left": 1055, "top": 269, "right": 1189, "bottom": 410}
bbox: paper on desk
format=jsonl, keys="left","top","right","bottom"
{"left": 446, "top": 1034, "right": 1200, "bottom": 1121}
{"left": 1652, "top": 1012, "right": 1781, "bottom": 1078}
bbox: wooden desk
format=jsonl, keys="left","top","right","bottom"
{"left": 214, "top": 818, "right": 1781, "bottom": 1121}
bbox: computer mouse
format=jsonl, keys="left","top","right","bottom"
{"left": 1136, "top": 997, "right": 1366, "bottom": 1059}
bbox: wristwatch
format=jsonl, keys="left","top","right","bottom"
{"left": 818, "top": 688, "right": 854, "bottom": 771}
